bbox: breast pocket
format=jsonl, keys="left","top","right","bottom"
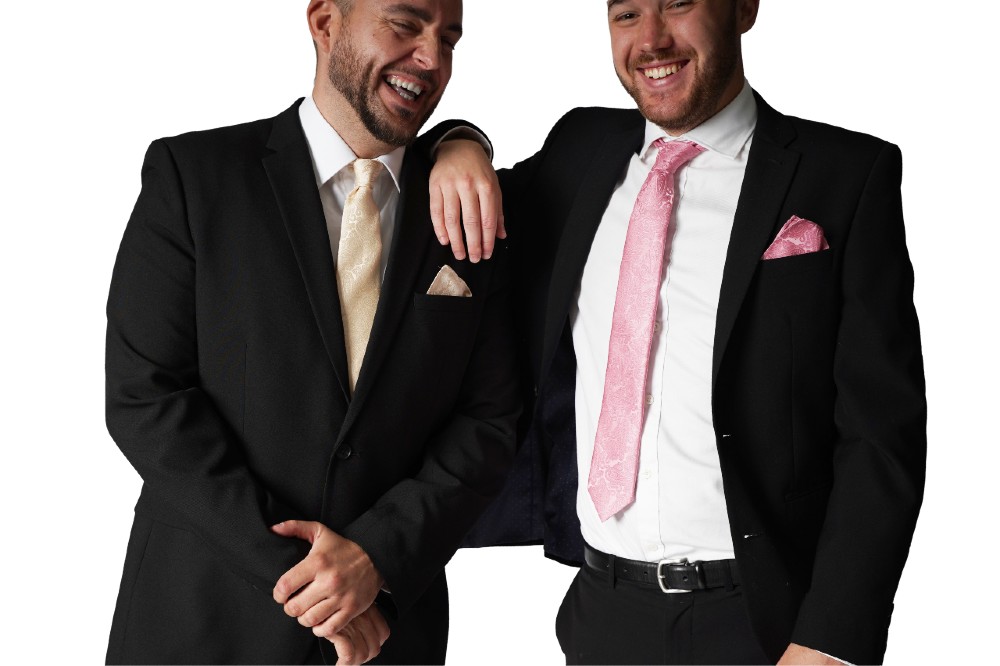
{"left": 409, "top": 292, "right": 484, "bottom": 371}
{"left": 756, "top": 248, "right": 834, "bottom": 280}
{"left": 412, "top": 292, "right": 483, "bottom": 314}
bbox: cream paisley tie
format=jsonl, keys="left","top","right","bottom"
{"left": 337, "top": 158, "right": 384, "bottom": 394}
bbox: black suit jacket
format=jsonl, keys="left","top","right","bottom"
{"left": 463, "top": 93, "right": 925, "bottom": 665}
{"left": 105, "top": 100, "right": 519, "bottom": 664}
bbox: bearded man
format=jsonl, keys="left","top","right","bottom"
{"left": 430, "top": 0, "right": 926, "bottom": 663}
{"left": 104, "top": 1, "right": 518, "bottom": 663}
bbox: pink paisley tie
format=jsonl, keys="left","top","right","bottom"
{"left": 588, "top": 139, "right": 705, "bottom": 522}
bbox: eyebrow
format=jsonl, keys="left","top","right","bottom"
{"left": 607, "top": 0, "right": 627, "bottom": 9}
{"left": 385, "top": 3, "right": 463, "bottom": 37}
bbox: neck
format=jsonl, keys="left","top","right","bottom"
{"left": 311, "top": 85, "right": 395, "bottom": 159}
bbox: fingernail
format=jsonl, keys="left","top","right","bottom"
{"left": 438, "top": 236, "right": 448, "bottom": 245}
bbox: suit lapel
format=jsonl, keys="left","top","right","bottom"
{"left": 712, "top": 93, "right": 800, "bottom": 389}
{"left": 338, "top": 148, "right": 433, "bottom": 440}
{"left": 262, "top": 101, "right": 351, "bottom": 402}
{"left": 542, "top": 115, "right": 645, "bottom": 380}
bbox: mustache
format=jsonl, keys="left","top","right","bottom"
{"left": 631, "top": 50, "right": 694, "bottom": 68}
{"left": 385, "top": 67, "right": 435, "bottom": 85}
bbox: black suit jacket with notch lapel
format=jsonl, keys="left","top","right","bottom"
{"left": 104, "top": 100, "right": 520, "bottom": 664}
{"left": 461, "top": 92, "right": 925, "bottom": 665}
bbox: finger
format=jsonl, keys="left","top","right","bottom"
{"left": 459, "top": 184, "right": 483, "bottom": 263}
{"left": 351, "top": 611, "right": 380, "bottom": 664}
{"left": 270, "top": 520, "right": 321, "bottom": 543}
{"left": 441, "top": 186, "right": 466, "bottom": 260}
{"left": 368, "top": 606, "right": 390, "bottom": 646}
{"left": 273, "top": 556, "right": 319, "bottom": 604}
{"left": 286, "top": 567, "right": 350, "bottom": 619}
{"left": 295, "top": 595, "right": 338, "bottom": 627}
{"left": 313, "top": 608, "right": 353, "bottom": 640}
{"left": 329, "top": 630, "right": 357, "bottom": 666}
{"left": 477, "top": 180, "right": 499, "bottom": 260}
{"left": 497, "top": 209, "right": 507, "bottom": 240}
{"left": 429, "top": 185, "right": 449, "bottom": 246}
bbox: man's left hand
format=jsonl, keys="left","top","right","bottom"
{"left": 777, "top": 643, "right": 846, "bottom": 665}
{"left": 271, "top": 520, "right": 384, "bottom": 637}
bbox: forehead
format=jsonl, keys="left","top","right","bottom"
{"left": 362, "top": 0, "right": 463, "bottom": 22}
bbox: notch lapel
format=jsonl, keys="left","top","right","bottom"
{"left": 262, "top": 101, "right": 351, "bottom": 403}
{"left": 712, "top": 93, "right": 800, "bottom": 390}
{"left": 541, "top": 116, "right": 645, "bottom": 380}
{"left": 337, "top": 148, "right": 434, "bottom": 441}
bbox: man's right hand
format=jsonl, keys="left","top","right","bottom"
{"left": 327, "top": 605, "right": 390, "bottom": 665}
{"left": 429, "top": 138, "right": 505, "bottom": 263}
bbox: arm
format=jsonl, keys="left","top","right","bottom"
{"left": 790, "top": 143, "right": 926, "bottom": 664}
{"left": 105, "top": 140, "right": 308, "bottom": 593}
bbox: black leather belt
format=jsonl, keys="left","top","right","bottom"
{"left": 584, "top": 544, "right": 740, "bottom": 593}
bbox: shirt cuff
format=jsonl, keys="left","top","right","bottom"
{"left": 431, "top": 127, "right": 493, "bottom": 161}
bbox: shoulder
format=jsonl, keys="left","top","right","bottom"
{"left": 551, "top": 106, "right": 643, "bottom": 138}
{"left": 149, "top": 100, "right": 301, "bottom": 169}
{"left": 784, "top": 114, "right": 901, "bottom": 169}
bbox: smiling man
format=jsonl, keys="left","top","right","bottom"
{"left": 104, "top": 1, "right": 519, "bottom": 664}
{"left": 431, "top": 0, "right": 926, "bottom": 664}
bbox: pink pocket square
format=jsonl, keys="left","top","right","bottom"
{"left": 761, "top": 215, "right": 830, "bottom": 260}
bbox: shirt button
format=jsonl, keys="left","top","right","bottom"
{"left": 642, "top": 470, "right": 653, "bottom": 480}
{"left": 336, "top": 446, "right": 353, "bottom": 460}
{"left": 645, "top": 393, "right": 654, "bottom": 406}
{"left": 653, "top": 321, "right": 663, "bottom": 333}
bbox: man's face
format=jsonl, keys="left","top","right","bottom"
{"left": 328, "top": 0, "right": 462, "bottom": 147}
{"left": 608, "top": 0, "right": 758, "bottom": 134}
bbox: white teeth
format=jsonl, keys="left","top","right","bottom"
{"left": 643, "top": 63, "right": 682, "bottom": 80}
{"left": 386, "top": 75, "right": 424, "bottom": 96}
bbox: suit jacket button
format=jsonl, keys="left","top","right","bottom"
{"left": 336, "top": 446, "right": 353, "bottom": 460}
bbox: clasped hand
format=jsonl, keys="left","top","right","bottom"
{"left": 272, "top": 520, "right": 389, "bottom": 664}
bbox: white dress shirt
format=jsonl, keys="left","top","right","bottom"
{"left": 298, "top": 95, "right": 405, "bottom": 279}
{"left": 572, "top": 82, "right": 757, "bottom": 564}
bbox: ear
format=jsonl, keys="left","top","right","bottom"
{"left": 737, "top": 0, "right": 760, "bottom": 34}
{"left": 307, "top": 0, "right": 343, "bottom": 56}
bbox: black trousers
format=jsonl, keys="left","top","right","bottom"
{"left": 555, "top": 564, "right": 770, "bottom": 665}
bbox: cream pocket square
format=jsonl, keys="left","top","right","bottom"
{"left": 762, "top": 215, "right": 830, "bottom": 260}
{"left": 426, "top": 265, "right": 472, "bottom": 297}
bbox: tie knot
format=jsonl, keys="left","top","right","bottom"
{"left": 352, "top": 158, "right": 384, "bottom": 189}
{"left": 651, "top": 139, "right": 705, "bottom": 174}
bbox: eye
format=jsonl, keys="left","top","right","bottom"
{"left": 391, "top": 20, "right": 419, "bottom": 34}
{"left": 612, "top": 11, "right": 639, "bottom": 23}
{"left": 442, "top": 39, "right": 457, "bottom": 53}
{"left": 667, "top": 1, "right": 692, "bottom": 10}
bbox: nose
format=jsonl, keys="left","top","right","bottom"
{"left": 413, "top": 32, "right": 443, "bottom": 70}
{"left": 638, "top": 13, "right": 673, "bottom": 53}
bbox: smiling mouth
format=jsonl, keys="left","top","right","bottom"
{"left": 385, "top": 75, "right": 425, "bottom": 102}
{"left": 641, "top": 61, "right": 688, "bottom": 80}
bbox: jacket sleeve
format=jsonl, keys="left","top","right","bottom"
{"left": 790, "top": 143, "right": 926, "bottom": 664}
{"left": 105, "top": 140, "right": 308, "bottom": 594}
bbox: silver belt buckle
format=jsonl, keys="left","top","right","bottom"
{"left": 657, "top": 557, "right": 693, "bottom": 594}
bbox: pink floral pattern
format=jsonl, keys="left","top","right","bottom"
{"left": 588, "top": 139, "right": 705, "bottom": 522}
{"left": 761, "top": 215, "right": 829, "bottom": 260}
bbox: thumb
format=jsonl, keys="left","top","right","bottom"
{"left": 270, "top": 519, "right": 320, "bottom": 543}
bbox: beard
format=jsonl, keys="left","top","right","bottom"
{"left": 619, "top": 15, "right": 740, "bottom": 133}
{"left": 327, "top": 33, "right": 438, "bottom": 147}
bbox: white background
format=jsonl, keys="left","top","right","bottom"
{"left": 2, "top": 1, "right": 996, "bottom": 663}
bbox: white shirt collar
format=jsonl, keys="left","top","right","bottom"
{"left": 298, "top": 95, "right": 405, "bottom": 191}
{"left": 641, "top": 80, "right": 757, "bottom": 161}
